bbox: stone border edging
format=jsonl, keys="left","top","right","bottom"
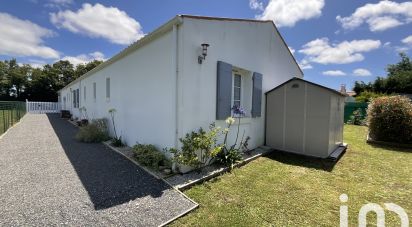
{"left": 168, "top": 147, "right": 273, "bottom": 191}
{"left": 102, "top": 141, "right": 199, "bottom": 227}
{"left": 66, "top": 118, "right": 199, "bottom": 226}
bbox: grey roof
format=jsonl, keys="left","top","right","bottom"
{"left": 265, "top": 77, "right": 347, "bottom": 97}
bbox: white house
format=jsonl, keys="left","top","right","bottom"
{"left": 58, "top": 15, "right": 303, "bottom": 157}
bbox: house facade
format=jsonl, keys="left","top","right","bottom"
{"left": 58, "top": 15, "right": 303, "bottom": 156}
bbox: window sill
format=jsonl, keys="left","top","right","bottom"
{"left": 217, "top": 117, "right": 254, "bottom": 124}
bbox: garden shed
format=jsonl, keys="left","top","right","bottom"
{"left": 265, "top": 77, "right": 346, "bottom": 158}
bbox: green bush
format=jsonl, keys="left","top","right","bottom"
{"left": 355, "top": 91, "right": 386, "bottom": 103}
{"left": 367, "top": 96, "right": 412, "bottom": 143}
{"left": 75, "top": 118, "right": 109, "bottom": 143}
{"left": 347, "top": 108, "right": 366, "bottom": 126}
{"left": 132, "top": 144, "right": 170, "bottom": 169}
{"left": 169, "top": 123, "right": 223, "bottom": 169}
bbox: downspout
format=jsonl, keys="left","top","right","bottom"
{"left": 173, "top": 17, "right": 183, "bottom": 150}
{"left": 172, "top": 17, "right": 182, "bottom": 172}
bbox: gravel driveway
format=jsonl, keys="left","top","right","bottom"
{"left": 0, "top": 114, "right": 197, "bottom": 226}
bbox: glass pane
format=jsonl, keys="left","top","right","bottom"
{"left": 234, "top": 74, "right": 241, "bottom": 87}
{"left": 234, "top": 87, "right": 241, "bottom": 100}
{"left": 234, "top": 100, "right": 240, "bottom": 107}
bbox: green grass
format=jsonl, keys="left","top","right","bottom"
{"left": 172, "top": 125, "right": 411, "bottom": 226}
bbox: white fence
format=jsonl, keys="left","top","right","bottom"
{"left": 26, "top": 101, "right": 60, "bottom": 114}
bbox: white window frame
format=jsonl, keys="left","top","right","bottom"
{"left": 232, "top": 73, "right": 242, "bottom": 108}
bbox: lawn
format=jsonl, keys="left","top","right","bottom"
{"left": 172, "top": 125, "right": 411, "bottom": 226}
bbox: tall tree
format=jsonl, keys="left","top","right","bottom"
{"left": 0, "top": 58, "right": 103, "bottom": 101}
{"left": 353, "top": 53, "right": 412, "bottom": 95}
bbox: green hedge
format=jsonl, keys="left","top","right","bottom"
{"left": 367, "top": 96, "right": 412, "bottom": 144}
{"left": 0, "top": 101, "right": 26, "bottom": 135}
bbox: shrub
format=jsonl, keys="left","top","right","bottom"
{"left": 75, "top": 118, "right": 109, "bottom": 143}
{"left": 355, "top": 91, "right": 386, "bottom": 103}
{"left": 169, "top": 123, "right": 223, "bottom": 169}
{"left": 132, "top": 144, "right": 170, "bottom": 169}
{"left": 111, "top": 136, "right": 124, "bottom": 147}
{"left": 347, "top": 108, "right": 366, "bottom": 126}
{"left": 367, "top": 96, "right": 412, "bottom": 143}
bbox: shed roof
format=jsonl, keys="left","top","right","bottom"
{"left": 59, "top": 15, "right": 302, "bottom": 91}
{"left": 265, "top": 77, "right": 346, "bottom": 97}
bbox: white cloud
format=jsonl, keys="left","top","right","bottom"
{"left": 298, "top": 59, "right": 313, "bottom": 70}
{"left": 18, "top": 59, "right": 47, "bottom": 69}
{"left": 249, "top": 0, "right": 264, "bottom": 11}
{"left": 288, "top": 46, "right": 295, "bottom": 54}
{"left": 255, "top": 0, "right": 325, "bottom": 27}
{"left": 45, "top": 0, "right": 73, "bottom": 8}
{"left": 50, "top": 3, "right": 144, "bottom": 45}
{"left": 0, "top": 13, "right": 59, "bottom": 59}
{"left": 61, "top": 51, "right": 106, "bottom": 65}
{"left": 299, "top": 38, "right": 381, "bottom": 64}
{"left": 336, "top": 1, "right": 412, "bottom": 32}
{"left": 322, "top": 70, "right": 346, "bottom": 76}
{"left": 367, "top": 16, "right": 403, "bottom": 32}
{"left": 402, "top": 35, "right": 412, "bottom": 45}
{"left": 353, "top": 68, "right": 372, "bottom": 76}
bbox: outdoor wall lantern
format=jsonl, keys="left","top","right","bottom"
{"left": 198, "top": 43, "right": 210, "bottom": 64}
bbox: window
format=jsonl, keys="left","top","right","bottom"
{"left": 230, "top": 69, "right": 253, "bottom": 117}
{"left": 106, "top": 78, "right": 110, "bottom": 100}
{"left": 73, "top": 89, "right": 80, "bottom": 108}
{"left": 84, "top": 86, "right": 86, "bottom": 101}
{"left": 76, "top": 89, "right": 80, "bottom": 108}
{"left": 73, "top": 90, "right": 76, "bottom": 107}
{"left": 93, "top": 82, "right": 96, "bottom": 101}
{"left": 233, "top": 74, "right": 241, "bottom": 107}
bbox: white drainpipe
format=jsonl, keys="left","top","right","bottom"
{"left": 172, "top": 18, "right": 182, "bottom": 171}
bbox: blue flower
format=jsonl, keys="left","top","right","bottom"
{"left": 232, "top": 105, "right": 245, "bottom": 116}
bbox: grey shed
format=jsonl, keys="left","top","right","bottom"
{"left": 265, "top": 77, "right": 346, "bottom": 158}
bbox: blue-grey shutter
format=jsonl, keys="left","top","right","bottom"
{"left": 252, "top": 72, "right": 262, "bottom": 117}
{"left": 216, "top": 61, "right": 232, "bottom": 120}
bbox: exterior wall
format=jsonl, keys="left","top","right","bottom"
{"left": 328, "top": 95, "right": 345, "bottom": 154}
{"left": 305, "top": 83, "right": 330, "bottom": 157}
{"left": 265, "top": 86, "right": 285, "bottom": 150}
{"left": 265, "top": 80, "right": 337, "bottom": 158}
{"left": 177, "top": 18, "right": 302, "bottom": 149}
{"left": 60, "top": 30, "right": 177, "bottom": 152}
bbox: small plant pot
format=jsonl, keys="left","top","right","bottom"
{"left": 163, "top": 168, "right": 172, "bottom": 175}
{"left": 177, "top": 164, "right": 195, "bottom": 174}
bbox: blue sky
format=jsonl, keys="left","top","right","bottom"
{"left": 1, "top": 0, "right": 411, "bottom": 90}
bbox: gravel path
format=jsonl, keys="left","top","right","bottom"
{"left": 0, "top": 114, "right": 196, "bottom": 226}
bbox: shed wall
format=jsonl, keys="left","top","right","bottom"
{"left": 266, "top": 80, "right": 339, "bottom": 158}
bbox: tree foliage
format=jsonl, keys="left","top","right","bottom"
{"left": 353, "top": 53, "right": 412, "bottom": 96}
{"left": 0, "top": 59, "right": 103, "bottom": 101}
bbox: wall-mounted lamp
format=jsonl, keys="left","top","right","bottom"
{"left": 198, "top": 43, "right": 210, "bottom": 64}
